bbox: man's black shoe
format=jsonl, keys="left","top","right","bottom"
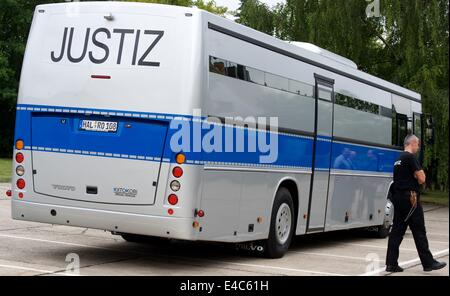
{"left": 423, "top": 261, "right": 447, "bottom": 272}
{"left": 386, "top": 265, "right": 404, "bottom": 272}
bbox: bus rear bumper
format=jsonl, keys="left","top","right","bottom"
{"left": 11, "top": 200, "right": 196, "bottom": 240}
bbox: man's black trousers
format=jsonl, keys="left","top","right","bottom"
{"left": 386, "top": 191, "right": 434, "bottom": 268}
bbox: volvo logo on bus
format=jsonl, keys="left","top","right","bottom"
{"left": 236, "top": 242, "right": 265, "bottom": 252}
{"left": 52, "top": 184, "right": 76, "bottom": 192}
{"left": 50, "top": 27, "right": 164, "bottom": 66}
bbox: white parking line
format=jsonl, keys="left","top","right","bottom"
{"left": 163, "top": 252, "right": 350, "bottom": 276}
{"left": 360, "top": 248, "right": 449, "bottom": 276}
{"left": 2, "top": 232, "right": 446, "bottom": 276}
{"left": 403, "top": 237, "right": 449, "bottom": 244}
{"left": 0, "top": 233, "right": 134, "bottom": 253}
{"left": 426, "top": 232, "right": 449, "bottom": 237}
{"left": 290, "top": 251, "right": 384, "bottom": 262}
{"left": 174, "top": 256, "right": 350, "bottom": 276}
{"left": 338, "top": 242, "right": 418, "bottom": 252}
{"left": 0, "top": 263, "right": 55, "bottom": 274}
{"left": 0, "top": 233, "right": 349, "bottom": 276}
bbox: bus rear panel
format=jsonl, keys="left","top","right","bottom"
{"left": 12, "top": 2, "right": 203, "bottom": 241}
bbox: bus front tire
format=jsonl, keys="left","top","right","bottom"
{"left": 264, "top": 187, "right": 295, "bottom": 259}
{"left": 376, "top": 199, "right": 394, "bottom": 238}
{"left": 376, "top": 225, "right": 391, "bottom": 238}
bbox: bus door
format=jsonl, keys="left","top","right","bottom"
{"left": 306, "top": 74, "right": 335, "bottom": 233}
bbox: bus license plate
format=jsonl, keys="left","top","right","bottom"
{"left": 80, "top": 120, "right": 118, "bottom": 133}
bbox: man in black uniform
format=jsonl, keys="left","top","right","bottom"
{"left": 385, "top": 134, "right": 447, "bottom": 272}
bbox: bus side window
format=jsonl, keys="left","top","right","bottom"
{"left": 394, "top": 113, "right": 408, "bottom": 146}
{"left": 289, "top": 79, "right": 314, "bottom": 97}
{"left": 413, "top": 112, "right": 422, "bottom": 143}
{"left": 265, "top": 73, "right": 288, "bottom": 91}
{"left": 237, "top": 64, "right": 247, "bottom": 81}
{"left": 226, "top": 61, "right": 238, "bottom": 78}
{"left": 246, "top": 67, "right": 265, "bottom": 85}
{"left": 407, "top": 119, "right": 413, "bottom": 135}
{"left": 209, "top": 56, "right": 227, "bottom": 75}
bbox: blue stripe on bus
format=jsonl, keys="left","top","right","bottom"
{"left": 14, "top": 104, "right": 400, "bottom": 172}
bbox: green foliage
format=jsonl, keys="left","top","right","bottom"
{"left": 125, "top": 0, "right": 228, "bottom": 15}
{"left": 0, "top": 158, "right": 12, "bottom": 183}
{"left": 235, "top": 0, "right": 275, "bottom": 35}
{"left": 378, "top": 0, "right": 449, "bottom": 191}
{"left": 421, "top": 190, "right": 449, "bottom": 206}
{"left": 237, "top": 0, "right": 449, "bottom": 191}
{"left": 273, "top": 0, "right": 380, "bottom": 71}
{"left": 193, "top": 0, "right": 228, "bottom": 15}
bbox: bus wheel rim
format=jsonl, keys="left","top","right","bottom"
{"left": 384, "top": 199, "right": 394, "bottom": 229}
{"left": 275, "top": 203, "right": 292, "bottom": 245}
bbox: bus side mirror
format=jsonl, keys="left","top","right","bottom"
{"left": 424, "top": 115, "right": 435, "bottom": 146}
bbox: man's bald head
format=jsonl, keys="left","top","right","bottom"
{"left": 404, "top": 134, "right": 420, "bottom": 154}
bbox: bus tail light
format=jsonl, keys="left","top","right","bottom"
{"left": 6, "top": 190, "right": 12, "bottom": 197}
{"left": 172, "top": 166, "right": 183, "bottom": 178}
{"left": 16, "top": 179, "right": 25, "bottom": 189}
{"left": 15, "top": 152, "right": 24, "bottom": 163}
{"left": 195, "top": 209, "right": 205, "bottom": 217}
{"left": 168, "top": 194, "right": 178, "bottom": 205}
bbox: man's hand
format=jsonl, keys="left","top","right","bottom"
{"left": 414, "top": 170, "right": 426, "bottom": 185}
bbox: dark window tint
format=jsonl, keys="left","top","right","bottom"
{"left": 413, "top": 113, "right": 422, "bottom": 143}
{"left": 226, "top": 61, "right": 237, "bottom": 78}
{"left": 237, "top": 65, "right": 247, "bottom": 81}
{"left": 394, "top": 113, "right": 408, "bottom": 146}
{"left": 335, "top": 93, "right": 380, "bottom": 115}
{"left": 379, "top": 106, "right": 392, "bottom": 117}
{"left": 209, "top": 56, "right": 227, "bottom": 75}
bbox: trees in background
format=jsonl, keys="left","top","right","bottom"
{"left": 237, "top": 0, "right": 449, "bottom": 191}
{"left": 0, "top": 0, "right": 55, "bottom": 157}
{"left": 125, "top": 0, "right": 228, "bottom": 15}
{"left": 379, "top": 0, "right": 449, "bottom": 191}
{"left": 234, "top": 0, "right": 275, "bottom": 35}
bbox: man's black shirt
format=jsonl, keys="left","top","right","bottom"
{"left": 393, "top": 151, "right": 422, "bottom": 192}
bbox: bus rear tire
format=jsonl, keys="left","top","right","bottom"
{"left": 264, "top": 187, "right": 295, "bottom": 259}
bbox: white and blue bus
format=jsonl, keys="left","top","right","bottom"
{"left": 10, "top": 2, "right": 424, "bottom": 258}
